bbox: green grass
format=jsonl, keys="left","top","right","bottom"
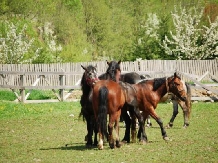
{"left": 0, "top": 100, "right": 218, "bottom": 163}
{"left": 0, "top": 89, "right": 57, "bottom": 101}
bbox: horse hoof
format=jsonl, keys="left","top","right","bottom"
{"left": 116, "top": 141, "right": 121, "bottom": 148}
{"left": 86, "top": 144, "right": 92, "bottom": 148}
{"left": 165, "top": 124, "right": 172, "bottom": 129}
{"left": 140, "top": 140, "right": 147, "bottom": 145}
{"left": 109, "top": 141, "right": 115, "bottom": 149}
{"left": 131, "top": 139, "right": 136, "bottom": 143}
{"left": 163, "top": 137, "right": 171, "bottom": 141}
{"left": 98, "top": 146, "right": 104, "bottom": 150}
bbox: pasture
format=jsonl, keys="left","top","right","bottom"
{"left": 0, "top": 101, "right": 218, "bottom": 163}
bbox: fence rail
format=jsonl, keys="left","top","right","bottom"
{"left": 0, "top": 60, "right": 217, "bottom": 103}
{"left": 0, "top": 60, "right": 217, "bottom": 86}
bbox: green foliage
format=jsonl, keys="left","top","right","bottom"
{"left": 0, "top": 0, "right": 217, "bottom": 62}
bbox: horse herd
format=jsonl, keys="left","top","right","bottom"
{"left": 79, "top": 60, "right": 191, "bottom": 150}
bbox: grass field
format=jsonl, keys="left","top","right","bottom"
{"left": 0, "top": 100, "right": 218, "bottom": 163}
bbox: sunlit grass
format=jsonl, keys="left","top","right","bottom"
{"left": 0, "top": 100, "right": 217, "bottom": 163}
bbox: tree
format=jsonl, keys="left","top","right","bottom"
{"left": 162, "top": 6, "right": 218, "bottom": 59}
{"left": 0, "top": 21, "right": 34, "bottom": 63}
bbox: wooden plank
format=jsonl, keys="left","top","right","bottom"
{"left": 0, "top": 71, "right": 81, "bottom": 75}
{"left": 191, "top": 96, "right": 218, "bottom": 101}
{"left": 24, "top": 99, "right": 60, "bottom": 103}
{"left": 0, "top": 85, "right": 81, "bottom": 89}
{"left": 179, "top": 71, "right": 218, "bottom": 95}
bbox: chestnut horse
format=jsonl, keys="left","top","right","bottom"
{"left": 119, "top": 72, "right": 187, "bottom": 143}
{"left": 80, "top": 60, "right": 121, "bottom": 147}
{"left": 120, "top": 72, "right": 191, "bottom": 143}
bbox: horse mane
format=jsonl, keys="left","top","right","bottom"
{"left": 98, "top": 73, "right": 107, "bottom": 80}
{"left": 153, "top": 77, "right": 167, "bottom": 91}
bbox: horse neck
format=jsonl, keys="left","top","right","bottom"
{"left": 155, "top": 81, "right": 168, "bottom": 100}
{"left": 81, "top": 77, "right": 92, "bottom": 95}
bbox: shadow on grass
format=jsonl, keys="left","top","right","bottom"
{"left": 40, "top": 143, "right": 97, "bottom": 151}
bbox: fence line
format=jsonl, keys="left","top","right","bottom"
{"left": 0, "top": 60, "right": 218, "bottom": 103}
{"left": 0, "top": 60, "right": 217, "bottom": 86}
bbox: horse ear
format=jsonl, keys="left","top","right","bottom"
{"left": 174, "top": 72, "right": 177, "bottom": 78}
{"left": 106, "top": 60, "right": 110, "bottom": 65}
{"left": 81, "top": 65, "right": 87, "bottom": 71}
{"left": 118, "top": 60, "right": 121, "bottom": 64}
{"left": 95, "top": 64, "right": 97, "bottom": 69}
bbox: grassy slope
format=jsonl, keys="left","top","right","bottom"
{"left": 0, "top": 101, "right": 217, "bottom": 163}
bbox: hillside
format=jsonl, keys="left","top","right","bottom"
{"left": 0, "top": 0, "right": 218, "bottom": 63}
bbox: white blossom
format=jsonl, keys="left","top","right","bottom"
{"left": 0, "top": 21, "right": 34, "bottom": 63}
{"left": 161, "top": 6, "right": 218, "bottom": 59}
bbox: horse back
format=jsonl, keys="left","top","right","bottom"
{"left": 133, "top": 80, "right": 160, "bottom": 108}
{"left": 93, "top": 80, "right": 125, "bottom": 111}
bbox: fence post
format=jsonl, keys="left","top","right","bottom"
{"left": 20, "top": 74, "right": 25, "bottom": 103}
{"left": 59, "top": 74, "right": 64, "bottom": 101}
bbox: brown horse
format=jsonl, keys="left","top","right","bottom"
{"left": 120, "top": 72, "right": 191, "bottom": 143}
{"left": 92, "top": 80, "right": 126, "bottom": 149}
{"left": 80, "top": 60, "right": 121, "bottom": 147}
{"left": 91, "top": 75, "right": 138, "bottom": 150}
{"left": 119, "top": 72, "right": 187, "bottom": 143}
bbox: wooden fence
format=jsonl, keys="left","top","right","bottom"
{"left": 0, "top": 60, "right": 218, "bottom": 103}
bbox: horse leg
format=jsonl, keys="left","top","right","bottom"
{"left": 114, "top": 112, "right": 122, "bottom": 148}
{"left": 130, "top": 112, "right": 137, "bottom": 143}
{"left": 146, "top": 115, "right": 152, "bottom": 127}
{"left": 179, "top": 101, "right": 190, "bottom": 128}
{"left": 121, "top": 105, "right": 131, "bottom": 143}
{"left": 166, "top": 100, "right": 179, "bottom": 128}
{"left": 149, "top": 109, "right": 169, "bottom": 141}
{"left": 134, "top": 107, "right": 147, "bottom": 144}
{"left": 108, "top": 117, "right": 115, "bottom": 149}
{"left": 85, "top": 116, "right": 94, "bottom": 147}
{"left": 93, "top": 119, "right": 98, "bottom": 146}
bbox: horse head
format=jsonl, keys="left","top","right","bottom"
{"left": 106, "top": 60, "right": 121, "bottom": 82}
{"left": 81, "top": 65, "right": 99, "bottom": 87}
{"left": 167, "top": 72, "right": 187, "bottom": 101}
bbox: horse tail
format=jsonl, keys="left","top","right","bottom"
{"left": 98, "top": 86, "right": 108, "bottom": 139}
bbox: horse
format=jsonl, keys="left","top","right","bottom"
{"left": 119, "top": 72, "right": 187, "bottom": 143}
{"left": 79, "top": 60, "right": 121, "bottom": 147}
{"left": 80, "top": 65, "right": 99, "bottom": 147}
{"left": 120, "top": 72, "right": 192, "bottom": 143}
{"left": 92, "top": 80, "right": 126, "bottom": 149}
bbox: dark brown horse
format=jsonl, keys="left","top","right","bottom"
{"left": 80, "top": 60, "right": 121, "bottom": 147}
{"left": 120, "top": 72, "right": 192, "bottom": 143}
{"left": 119, "top": 72, "right": 187, "bottom": 143}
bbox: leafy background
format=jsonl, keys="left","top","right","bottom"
{"left": 0, "top": 0, "right": 218, "bottom": 63}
